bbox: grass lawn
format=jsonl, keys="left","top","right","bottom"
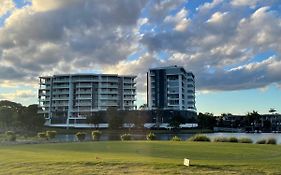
{"left": 0, "top": 141, "right": 281, "bottom": 174}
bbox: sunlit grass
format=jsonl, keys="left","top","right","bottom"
{"left": 0, "top": 141, "right": 281, "bottom": 174}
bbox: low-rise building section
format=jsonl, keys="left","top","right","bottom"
{"left": 38, "top": 74, "right": 136, "bottom": 125}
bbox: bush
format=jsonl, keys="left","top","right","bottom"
{"left": 37, "top": 132, "right": 47, "bottom": 140}
{"left": 146, "top": 132, "right": 156, "bottom": 141}
{"left": 266, "top": 138, "right": 277, "bottom": 145}
{"left": 76, "top": 132, "right": 86, "bottom": 142}
{"left": 188, "top": 134, "right": 210, "bottom": 142}
{"left": 213, "top": 137, "right": 229, "bottom": 142}
{"left": 171, "top": 135, "right": 181, "bottom": 141}
{"left": 229, "top": 137, "right": 238, "bottom": 143}
{"left": 5, "top": 131, "right": 16, "bottom": 142}
{"left": 238, "top": 137, "right": 253, "bottom": 143}
{"left": 120, "top": 133, "right": 132, "bottom": 141}
{"left": 91, "top": 130, "right": 102, "bottom": 141}
{"left": 46, "top": 131, "right": 57, "bottom": 140}
{"left": 256, "top": 139, "right": 266, "bottom": 144}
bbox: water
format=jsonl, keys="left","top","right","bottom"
{"left": 55, "top": 132, "right": 281, "bottom": 144}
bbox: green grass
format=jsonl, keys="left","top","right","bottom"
{"left": 0, "top": 141, "right": 281, "bottom": 174}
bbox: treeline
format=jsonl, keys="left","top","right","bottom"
{"left": 0, "top": 100, "right": 45, "bottom": 133}
{"left": 198, "top": 111, "right": 280, "bottom": 132}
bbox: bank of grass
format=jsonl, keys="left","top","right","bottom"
{"left": 0, "top": 141, "right": 281, "bottom": 174}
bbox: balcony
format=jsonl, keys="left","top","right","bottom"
{"left": 123, "top": 96, "right": 136, "bottom": 101}
{"left": 100, "top": 84, "right": 118, "bottom": 88}
{"left": 76, "top": 95, "right": 92, "bottom": 99}
{"left": 100, "top": 95, "right": 118, "bottom": 100}
{"left": 76, "top": 103, "right": 92, "bottom": 107}
{"left": 100, "top": 90, "right": 118, "bottom": 94}
{"left": 75, "top": 90, "right": 91, "bottom": 94}
{"left": 123, "top": 85, "right": 136, "bottom": 90}
{"left": 76, "top": 83, "right": 92, "bottom": 88}
{"left": 53, "top": 78, "right": 69, "bottom": 83}
{"left": 53, "top": 85, "right": 69, "bottom": 89}
{"left": 52, "top": 103, "right": 69, "bottom": 106}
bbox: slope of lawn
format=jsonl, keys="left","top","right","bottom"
{"left": 0, "top": 141, "right": 281, "bottom": 174}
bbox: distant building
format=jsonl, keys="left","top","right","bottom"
{"left": 147, "top": 65, "right": 196, "bottom": 111}
{"left": 38, "top": 74, "right": 136, "bottom": 126}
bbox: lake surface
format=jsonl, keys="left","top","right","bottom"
{"left": 55, "top": 132, "right": 281, "bottom": 144}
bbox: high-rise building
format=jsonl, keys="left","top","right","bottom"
{"left": 38, "top": 74, "right": 136, "bottom": 125}
{"left": 147, "top": 65, "right": 196, "bottom": 111}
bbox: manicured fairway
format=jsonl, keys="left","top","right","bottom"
{"left": 0, "top": 141, "right": 281, "bottom": 174}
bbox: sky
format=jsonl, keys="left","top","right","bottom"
{"left": 0, "top": 0, "right": 281, "bottom": 115}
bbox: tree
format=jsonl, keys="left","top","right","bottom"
{"left": 197, "top": 112, "right": 217, "bottom": 130}
{"left": 107, "top": 107, "right": 123, "bottom": 129}
{"left": 18, "top": 104, "right": 45, "bottom": 131}
{"left": 86, "top": 112, "right": 103, "bottom": 129}
{"left": 269, "top": 108, "right": 277, "bottom": 114}
{"left": 168, "top": 114, "right": 184, "bottom": 130}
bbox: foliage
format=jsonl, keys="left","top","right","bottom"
{"left": 171, "top": 135, "right": 181, "bottom": 141}
{"left": 0, "top": 100, "right": 45, "bottom": 132}
{"left": 266, "top": 138, "right": 277, "bottom": 145}
{"left": 37, "top": 132, "right": 47, "bottom": 140}
{"left": 213, "top": 137, "right": 229, "bottom": 142}
{"left": 146, "top": 132, "right": 156, "bottom": 140}
{"left": 238, "top": 138, "right": 253, "bottom": 143}
{"left": 86, "top": 112, "right": 103, "bottom": 129}
{"left": 229, "top": 137, "right": 238, "bottom": 143}
{"left": 120, "top": 133, "right": 132, "bottom": 141}
{"left": 256, "top": 139, "right": 266, "bottom": 144}
{"left": 91, "top": 130, "right": 102, "bottom": 141}
{"left": 168, "top": 114, "right": 184, "bottom": 130}
{"left": 197, "top": 112, "right": 217, "bottom": 130}
{"left": 107, "top": 107, "right": 123, "bottom": 129}
{"left": 46, "top": 131, "right": 57, "bottom": 140}
{"left": 5, "top": 131, "right": 16, "bottom": 141}
{"left": 188, "top": 134, "right": 211, "bottom": 142}
{"left": 75, "top": 132, "right": 87, "bottom": 142}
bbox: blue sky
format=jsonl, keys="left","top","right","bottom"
{"left": 0, "top": 0, "right": 281, "bottom": 115}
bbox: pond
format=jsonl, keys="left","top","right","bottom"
{"left": 55, "top": 132, "right": 281, "bottom": 144}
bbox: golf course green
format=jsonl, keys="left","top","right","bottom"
{"left": 0, "top": 141, "right": 280, "bottom": 174}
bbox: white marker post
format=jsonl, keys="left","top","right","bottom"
{"left": 183, "top": 158, "right": 190, "bottom": 166}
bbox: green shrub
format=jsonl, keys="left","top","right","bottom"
{"left": 5, "top": 131, "right": 16, "bottom": 142}
{"left": 213, "top": 137, "right": 229, "bottom": 142}
{"left": 75, "top": 132, "right": 86, "bottom": 142}
{"left": 171, "top": 136, "right": 181, "bottom": 141}
{"left": 188, "top": 134, "right": 210, "bottom": 142}
{"left": 91, "top": 130, "right": 102, "bottom": 141}
{"left": 238, "top": 137, "right": 253, "bottom": 143}
{"left": 120, "top": 133, "right": 132, "bottom": 141}
{"left": 46, "top": 131, "right": 57, "bottom": 140}
{"left": 37, "top": 132, "right": 47, "bottom": 140}
{"left": 146, "top": 132, "right": 156, "bottom": 141}
{"left": 256, "top": 139, "right": 266, "bottom": 144}
{"left": 266, "top": 138, "right": 277, "bottom": 145}
{"left": 229, "top": 137, "right": 238, "bottom": 143}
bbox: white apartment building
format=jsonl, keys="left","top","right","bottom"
{"left": 38, "top": 74, "right": 136, "bottom": 125}
{"left": 147, "top": 65, "right": 196, "bottom": 111}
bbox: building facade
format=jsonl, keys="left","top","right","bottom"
{"left": 147, "top": 66, "right": 196, "bottom": 111}
{"left": 38, "top": 74, "right": 136, "bottom": 125}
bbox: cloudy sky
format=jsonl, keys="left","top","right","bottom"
{"left": 0, "top": 0, "right": 281, "bottom": 115}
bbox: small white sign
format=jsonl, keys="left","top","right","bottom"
{"left": 183, "top": 158, "right": 190, "bottom": 166}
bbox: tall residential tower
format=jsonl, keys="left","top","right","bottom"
{"left": 147, "top": 66, "right": 196, "bottom": 111}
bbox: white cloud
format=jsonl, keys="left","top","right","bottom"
{"left": 0, "top": 0, "right": 15, "bottom": 16}
{"left": 0, "top": 90, "right": 36, "bottom": 101}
